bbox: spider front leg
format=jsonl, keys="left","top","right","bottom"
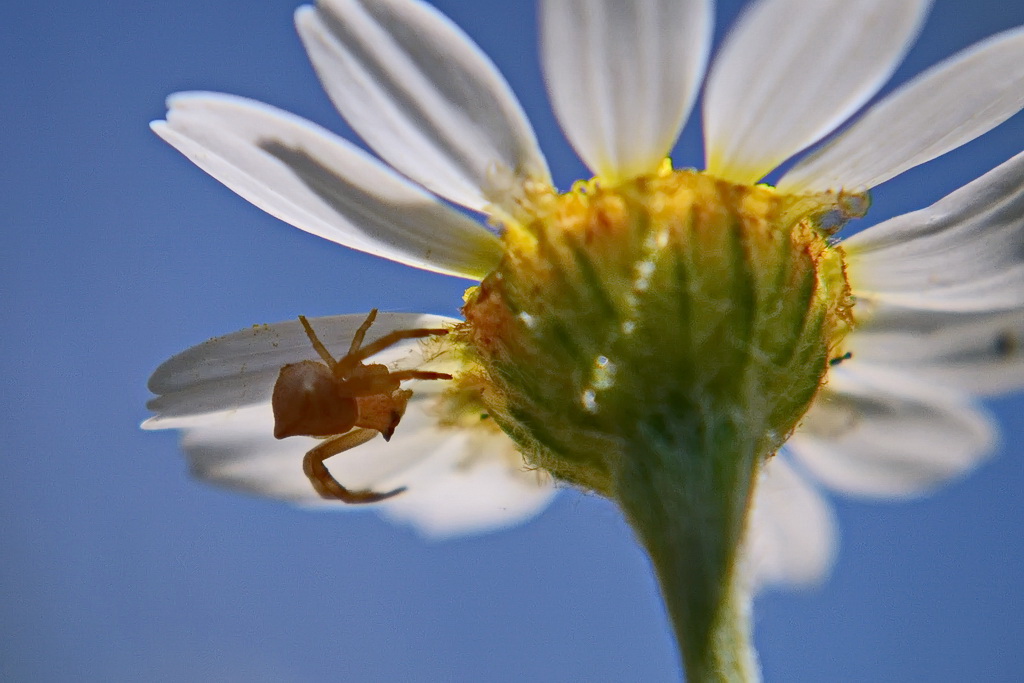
{"left": 302, "top": 428, "right": 407, "bottom": 504}
{"left": 296, "top": 309, "right": 380, "bottom": 370}
{"left": 333, "top": 325, "right": 451, "bottom": 377}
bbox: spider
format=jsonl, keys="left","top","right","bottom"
{"left": 271, "top": 309, "right": 452, "bottom": 504}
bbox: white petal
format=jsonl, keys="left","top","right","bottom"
{"left": 541, "top": 0, "right": 712, "bottom": 180}
{"left": 173, "top": 401, "right": 556, "bottom": 538}
{"left": 790, "top": 366, "right": 996, "bottom": 498}
{"left": 145, "top": 312, "right": 554, "bottom": 537}
{"left": 177, "top": 402, "right": 441, "bottom": 503}
{"left": 844, "top": 150, "right": 1024, "bottom": 312}
{"left": 144, "top": 313, "right": 459, "bottom": 426}
{"left": 780, "top": 27, "right": 1024, "bottom": 193}
{"left": 153, "top": 93, "right": 501, "bottom": 280}
{"left": 846, "top": 305, "right": 1024, "bottom": 396}
{"left": 703, "top": 0, "right": 930, "bottom": 184}
{"left": 743, "top": 455, "right": 836, "bottom": 589}
{"left": 378, "top": 428, "right": 557, "bottom": 538}
{"left": 295, "top": 0, "right": 550, "bottom": 213}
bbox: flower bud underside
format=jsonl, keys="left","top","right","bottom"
{"left": 460, "top": 169, "right": 856, "bottom": 501}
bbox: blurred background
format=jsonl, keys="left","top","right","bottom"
{"left": 3, "top": 0, "right": 1022, "bottom": 680}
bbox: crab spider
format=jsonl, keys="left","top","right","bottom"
{"left": 271, "top": 310, "right": 452, "bottom": 504}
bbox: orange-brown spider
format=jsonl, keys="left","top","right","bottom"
{"left": 271, "top": 310, "right": 452, "bottom": 504}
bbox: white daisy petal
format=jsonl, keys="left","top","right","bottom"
{"left": 178, "top": 401, "right": 441, "bottom": 504}
{"left": 780, "top": 26, "right": 1024, "bottom": 193}
{"left": 703, "top": 0, "right": 930, "bottom": 185}
{"left": 145, "top": 311, "right": 553, "bottom": 536}
{"left": 295, "top": 0, "right": 550, "bottom": 213}
{"left": 847, "top": 306, "right": 1024, "bottom": 397}
{"left": 175, "top": 401, "right": 555, "bottom": 538}
{"left": 845, "top": 150, "right": 1024, "bottom": 312}
{"left": 144, "top": 313, "right": 459, "bottom": 426}
{"left": 378, "top": 428, "right": 557, "bottom": 538}
{"left": 541, "top": 0, "right": 712, "bottom": 180}
{"left": 790, "top": 366, "right": 996, "bottom": 498}
{"left": 153, "top": 93, "right": 501, "bottom": 280}
{"left": 744, "top": 455, "right": 836, "bottom": 588}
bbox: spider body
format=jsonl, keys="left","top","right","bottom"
{"left": 271, "top": 310, "right": 452, "bottom": 503}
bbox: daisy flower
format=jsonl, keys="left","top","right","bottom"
{"left": 146, "top": 0, "right": 1024, "bottom": 678}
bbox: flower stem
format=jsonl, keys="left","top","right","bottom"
{"left": 615, "top": 421, "right": 763, "bottom": 682}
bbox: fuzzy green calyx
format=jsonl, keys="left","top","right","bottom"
{"left": 458, "top": 168, "right": 859, "bottom": 680}
{"left": 461, "top": 168, "right": 855, "bottom": 491}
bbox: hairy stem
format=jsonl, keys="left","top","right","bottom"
{"left": 616, "top": 423, "right": 763, "bottom": 682}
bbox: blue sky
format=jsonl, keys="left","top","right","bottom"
{"left": 3, "top": 0, "right": 1023, "bottom": 680}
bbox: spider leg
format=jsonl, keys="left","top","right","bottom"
{"left": 387, "top": 370, "right": 454, "bottom": 382}
{"left": 335, "top": 327, "right": 450, "bottom": 376}
{"left": 298, "top": 315, "right": 337, "bottom": 367}
{"left": 347, "top": 308, "right": 378, "bottom": 356}
{"left": 302, "top": 428, "right": 407, "bottom": 504}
